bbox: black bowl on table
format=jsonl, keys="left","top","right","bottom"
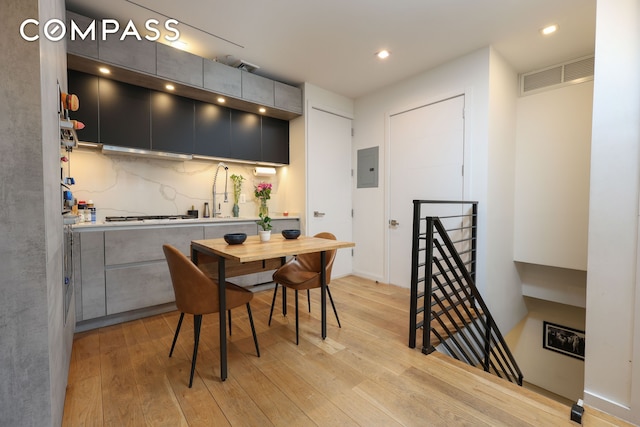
{"left": 224, "top": 233, "right": 247, "bottom": 245}
{"left": 281, "top": 229, "right": 301, "bottom": 239}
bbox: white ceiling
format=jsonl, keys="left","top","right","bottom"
{"left": 65, "top": 0, "right": 596, "bottom": 99}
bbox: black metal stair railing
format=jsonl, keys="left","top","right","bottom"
{"left": 408, "top": 200, "right": 523, "bottom": 385}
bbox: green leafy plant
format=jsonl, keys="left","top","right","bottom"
{"left": 256, "top": 213, "right": 272, "bottom": 231}
{"left": 230, "top": 174, "right": 245, "bottom": 204}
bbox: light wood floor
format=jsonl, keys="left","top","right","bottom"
{"left": 63, "top": 275, "right": 631, "bottom": 426}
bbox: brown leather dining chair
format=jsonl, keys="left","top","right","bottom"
{"left": 162, "top": 244, "right": 260, "bottom": 387}
{"left": 268, "top": 232, "right": 341, "bottom": 344}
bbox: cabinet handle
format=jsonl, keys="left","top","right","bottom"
{"left": 389, "top": 219, "right": 400, "bottom": 227}
{"left": 314, "top": 211, "right": 326, "bottom": 217}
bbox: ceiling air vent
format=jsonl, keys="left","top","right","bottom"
{"left": 520, "top": 56, "right": 594, "bottom": 96}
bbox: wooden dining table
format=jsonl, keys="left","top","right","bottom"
{"left": 190, "top": 234, "right": 355, "bottom": 381}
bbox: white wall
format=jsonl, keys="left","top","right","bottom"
{"left": 282, "top": 113, "right": 306, "bottom": 229}
{"left": 352, "top": 47, "right": 525, "bottom": 331}
{"left": 506, "top": 297, "right": 585, "bottom": 401}
{"left": 352, "top": 48, "right": 489, "bottom": 282}
{"left": 484, "top": 48, "right": 525, "bottom": 329}
{"left": 505, "top": 63, "right": 594, "bottom": 403}
{"left": 584, "top": 0, "right": 640, "bottom": 422}
{"left": 518, "top": 263, "right": 587, "bottom": 308}
{"left": 514, "top": 81, "right": 593, "bottom": 271}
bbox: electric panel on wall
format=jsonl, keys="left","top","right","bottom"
{"left": 357, "top": 146, "right": 379, "bottom": 188}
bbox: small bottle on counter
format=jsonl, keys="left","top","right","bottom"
{"left": 77, "top": 200, "right": 87, "bottom": 222}
{"left": 87, "top": 200, "right": 95, "bottom": 223}
{"left": 203, "top": 202, "right": 210, "bottom": 218}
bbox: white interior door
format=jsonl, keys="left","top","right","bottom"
{"left": 388, "top": 95, "right": 465, "bottom": 288}
{"left": 307, "top": 106, "right": 353, "bottom": 277}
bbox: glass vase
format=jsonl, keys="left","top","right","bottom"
{"left": 259, "top": 198, "right": 269, "bottom": 217}
{"left": 232, "top": 203, "right": 239, "bottom": 217}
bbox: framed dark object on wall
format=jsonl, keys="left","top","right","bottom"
{"left": 543, "top": 321, "right": 585, "bottom": 360}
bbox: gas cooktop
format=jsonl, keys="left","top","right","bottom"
{"left": 105, "top": 215, "right": 196, "bottom": 222}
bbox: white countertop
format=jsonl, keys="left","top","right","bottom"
{"left": 71, "top": 215, "right": 299, "bottom": 231}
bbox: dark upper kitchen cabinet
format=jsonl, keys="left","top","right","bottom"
{"left": 194, "top": 101, "right": 231, "bottom": 157}
{"left": 67, "top": 70, "right": 290, "bottom": 163}
{"left": 230, "top": 111, "right": 261, "bottom": 161}
{"left": 67, "top": 70, "right": 99, "bottom": 143}
{"left": 151, "top": 92, "right": 194, "bottom": 154}
{"left": 99, "top": 78, "right": 150, "bottom": 149}
{"left": 262, "top": 116, "right": 290, "bottom": 164}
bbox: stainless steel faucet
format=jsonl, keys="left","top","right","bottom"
{"left": 212, "top": 162, "right": 229, "bottom": 218}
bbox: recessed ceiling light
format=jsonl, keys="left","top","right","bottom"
{"left": 259, "top": 107, "right": 266, "bottom": 113}
{"left": 376, "top": 50, "right": 391, "bottom": 59}
{"left": 98, "top": 67, "right": 110, "bottom": 74}
{"left": 171, "top": 40, "right": 188, "bottom": 50}
{"left": 541, "top": 24, "right": 558, "bottom": 36}
{"left": 217, "top": 97, "right": 226, "bottom": 103}
{"left": 165, "top": 84, "right": 175, "bottom": 91}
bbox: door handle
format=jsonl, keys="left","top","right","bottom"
{"left": 314, "top": 211, "right": 326, "bottom": 217}
{"left": 389, "top": 219, "right": 400, "bottom": 227}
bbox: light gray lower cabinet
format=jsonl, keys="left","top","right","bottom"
{"left": 156, "top": 43, "right": 203, "bottom": 87}
{"left": 105, "top": 263, "right": 174, "bottom": 315}
{"left": 103, "top": 226, "right": 204, "bottom": 315}
{"left": 270, "top": 218, "right": 300, "bottom": 233}
{"left": 203, "top": 59, "right": 242, "bottom": 97}
{"left": 104, "top": 226, "right": 203, "bottom": 265}
{"left": 242, "top": 72, "right": 275, "bottom": 107}
{"left": 75, "top": 231, "right": 106, "bottom": 321}
{"left": 238, "top": 218, "right": 299, "bottom": 286}
{"left": 204, "top": 222, "right": 256, "bottom": 239}
{"left": 274, "top": 82, "right": 303, "bottom": 114}
{"left": 75, "top": 219, "right": 301, "bottom": 325}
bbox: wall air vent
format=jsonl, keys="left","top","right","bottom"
{"left": 520, "top": 56, "right": 594, "bottom": 96}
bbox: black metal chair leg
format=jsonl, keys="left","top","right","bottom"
{"left": 295, "top": 289, "right": 299, "bottom": 345}
{"left": 268, "top": 283, "right": 279, "bottom": 326}
{"left": 282, "top": 286, "right": 287, "bottom": 316}
{"left": 169, "top": 312, "right": 185, "bottom": 357}
{"left": 189, "top": 314, "right": 202, "bottom": 388}
{"left": 327, "top": 286, "right": 341, "bottom": 328}
{"left": 307, "top": 289, "right": 311, "bottom": 312}
{"left": 228, "top": 310, "right": 232, "bottom": 336}
{"left": 246, "top": 303, "right": 260, "bottom": 357}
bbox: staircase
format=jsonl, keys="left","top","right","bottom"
{"left": 409, "top": 200, "right": 523, "bottom": 386}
